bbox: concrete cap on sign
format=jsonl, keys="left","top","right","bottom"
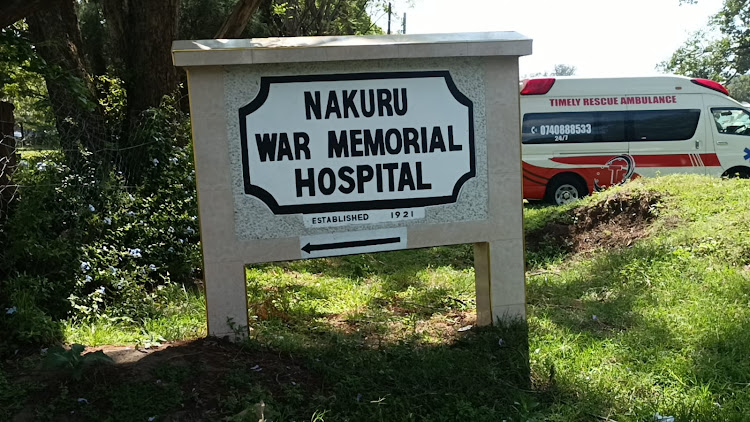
{"left": 172, "top": 32, "right": 532, "bottom": 67}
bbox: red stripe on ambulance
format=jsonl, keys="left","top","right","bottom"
{"left": 551, "top": 154, "right": 722, "bottom": 168}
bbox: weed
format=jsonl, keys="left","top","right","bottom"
{"left": 41, "top": 344, "right": 113, "bottom": 380}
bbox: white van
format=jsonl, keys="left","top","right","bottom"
{"left": 520, "top": 75, "right": 750, "bottom": 205}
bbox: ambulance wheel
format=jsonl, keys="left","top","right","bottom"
{"left": 722, "top": 167, "right": 750, "bottom": 179}
{"left": 546, "top": 176, "right": 587, "bottom": 206}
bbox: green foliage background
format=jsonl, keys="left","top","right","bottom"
{"left": 0, "top": 0, "right": 386, "bottom": 355}
{"left": 663, "top": 1, "right": 750, "bottom": 102}
{"left": 0, "top": 97, "right": 202, "bottom": 353}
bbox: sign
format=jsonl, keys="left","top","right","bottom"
{"left": 239, "top": 71, "right": 475, "bottom": 214}
{"left": 173, "top": 31, "right": 532, "bottom": 338}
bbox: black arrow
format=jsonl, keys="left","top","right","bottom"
{"left": 302, "top": 237, "right": 401, "bottom": 254}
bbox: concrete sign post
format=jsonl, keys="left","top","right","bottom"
{"left": 172, "top": 32, "right": 532, "bottom": 338}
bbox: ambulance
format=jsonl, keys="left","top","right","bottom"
{"left": 520, "top": 75, "right": 750, "bottom": 205}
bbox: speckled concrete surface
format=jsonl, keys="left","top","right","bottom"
{"left": 225, "top": 58, "right": 490, "bottom": 240}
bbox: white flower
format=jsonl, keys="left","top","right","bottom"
{"left": 77, "top": 398, "right": 88, "bottom": 404}
{"left": 592, "top": 315, "right": 598, "bottom": 321}
{"left": 148, "top": 416, "right": 156, "bottom": 421}
{"left": 36, "top": 161, "right": 47, "bottom": 171}
{"left": 148, "top": 264, "right": 157, "bottom": 271}
{"left": 6, "top": 307, "right": 17, "bottom": 315}
{"left": 84, "top": 275, "right": 93, "bottom": 283}
{"left": 109, "top": 266, "right": 118, "bottom": 275}
{"left": 128, "top": 193, "right": 135, "bottom": 201}
{"left": 186, "top": 227, "right": 195, "bottom": 235}
{"left": 19, "top": 160, "right": 29, "bottom": 168}
{"left": 152, "top": 158, "right": 159, "bottom": 166}
{"left": 167, "top": 226, "right": 175, "bottom": 233}
{"left": 95, "top": 286, "right": 106, "bottom": 295}
{"left": 169, "top": 157, "right": 178, "bottom": 164}
{"left": 128, "top": 248, "right": 142, "bottom": 258}
{"left": 167, "top": 247, "right": 174, "bottom": 253}
{"left": 81, "top": 262, "right": 91, "bottom": 272}
{"left": 127, "top": 211, "right": 136, "bottom": 217}
{"left": 103, "top": 217, "right": 112, "bottom": 225}
{"left": 88, "top": 204, "right": 96, "bottom": 212}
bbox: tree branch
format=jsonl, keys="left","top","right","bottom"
{"left": 0, "top": 0, "right": 56, "bottom": 29}
{"left": 214, "top": 0, "right": 263, "bottom": 39}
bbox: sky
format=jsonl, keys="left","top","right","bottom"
{"left": 372, "top": 0, "right": 724, "bottom": 77}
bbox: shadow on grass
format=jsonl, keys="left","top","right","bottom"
{"left": 527, "top": 242, "right": 673, "bottom": 339}
{"left": 526, "top": 238, "right": 750, "bottom": 420}
{"left": 5, "top": 325, "right": 534, "bottom": 422}
{"left": 279, "top": 244, "right": 475, "bottom": 280}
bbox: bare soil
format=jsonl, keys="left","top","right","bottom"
{"left": 526, "top": 191, "right": 661, "bottom": 255}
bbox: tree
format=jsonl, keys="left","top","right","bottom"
{"left": 100, "top": 0, "right": 181, "bottom": 128}
{"left": 26, "top": 0, "right": 106, "bottom": 156}
{"left": 552, "top": 64, "right": 577, "bottom": 76}
{"left": 265, "top": 0, "right": 381, "bottom": 36}
{"left": 215, "top": 0, "right": 264, "bottom": 38}
{"left": 5, "top": 0, "right": 381, "bottom": 176}
{"left": 662, "top": 0, "right": 750, "bottom": 83}
{"left": 0, "top": 0, "right": 57, "bottom": 29}
{"left": 525, "top": 64, "right": 577, "bottom": 78}
{"left": 727, "top": 74, "right": 750, "bottom": 102}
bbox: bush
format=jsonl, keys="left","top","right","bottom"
{"left": 0, "top": 96, "right": 202, "bottom": 351}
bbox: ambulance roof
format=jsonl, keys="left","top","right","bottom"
{"left": 523, "top": 75, "right": 728, "bottom": 97}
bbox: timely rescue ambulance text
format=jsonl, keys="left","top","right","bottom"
{"left": 549, "top": 95, "right": 678, "bottom": 107}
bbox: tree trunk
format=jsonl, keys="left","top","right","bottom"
{"left": 0, "top": 102, "right": 18, "bottom": 221}
{"left": 215, "top": 0, "right": 264, "bottom": 39}
{"left": 123, "top": 0, "right": 181, "bottom": 125}
{"left": 99, "top": 0, "right": 181, "bottom": 179}
{"left": 0, "top": 0, "right": 56, "bottom": 29}
{"left": 27, "top": 0, "right": 106, "bottom": 158}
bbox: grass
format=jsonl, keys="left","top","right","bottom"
{"left": 18, "top": 146, "right": 57, "bottom": 161}
{"left": 63, "top": 282, "right": 207, "bottom": 346}
{"left": 524, "top": 175, "right": 750, "bottom": 421}
{"left": 4, "top": 174, "right": 750, "bottom": 421}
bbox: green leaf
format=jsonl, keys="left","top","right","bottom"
{"left": 70, "top": 343, "right": 86, "bottom": 356}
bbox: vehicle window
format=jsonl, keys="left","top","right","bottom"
{"left": 630, "top": 109, "right": 701, "bottom": 141}
{"left": 522, "top": 111, "right": 626, "bottom": 144}
{"left": 711, "top": 108, "right": 750, "bottom": 136}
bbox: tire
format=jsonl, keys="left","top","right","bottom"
{"left": 545, "top": 176, "right": 587, "bottom": 206}
{"left": 722, "top": 167, "right": 750, "bottom": 179}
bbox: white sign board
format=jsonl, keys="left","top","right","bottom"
{"left": 239, "top": 71, "right": 475, "bottom": 214}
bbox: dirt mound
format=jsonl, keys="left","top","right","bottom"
{"left": 527, "top": 191, "right": 660, "bottom": 255}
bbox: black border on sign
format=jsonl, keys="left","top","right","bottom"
{"left": 238, "top": 71, "right": 475, "bottom": 215}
